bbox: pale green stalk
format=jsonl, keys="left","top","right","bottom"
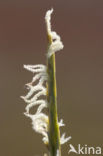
{"left": 47, "top": 35, "right": 61, "bottom": 156}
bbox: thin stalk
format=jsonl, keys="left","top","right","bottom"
{"left": 47, "top": 34, "right": 61, "bottom": 156}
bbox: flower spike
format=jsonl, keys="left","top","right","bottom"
{"left": 21, "top": 9, "right": 71, "bottom": 156}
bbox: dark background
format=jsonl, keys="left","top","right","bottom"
{"left": 0, "top": 0, "right": 103, "bottom": 156}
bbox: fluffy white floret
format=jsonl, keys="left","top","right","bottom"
{"left": 45, "top": 9, "right": 64, "bottom": 58}
{"left": 24, "top": 64, "right": 46, "bottom": 73}
{"left": 22, "top": 64, "right": 48, "bottom": 144}
{"left": 45, "top": 8, "right": 53, "bottom": 34}
{"left": 25, "top": 112, "right": 49, "bottom": 144}
{"left": 60, "top": 133, "right": 71, "bottom": 145}
{"left": 58, "top": 119, "right": 65, "bottom": 127}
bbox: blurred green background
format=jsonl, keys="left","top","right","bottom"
{"left": 0, "top": 0, "right": 103, "bottom": 156}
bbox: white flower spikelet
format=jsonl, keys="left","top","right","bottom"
{"left": 21, "top": 9, "right": 71, "bottom": 146}
{"left": 21, "top": 64, "right": 49, "bottom": 144}
{"left": 45, "top": 8, "right": 64, "bottom": 58}
{"left": 22, "top": 63, "right": 71, "bottom": 145}
{"left": 60, "top": 133, "right": 71, "bottom": 145}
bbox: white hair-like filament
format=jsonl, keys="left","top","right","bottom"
{"left": 21, "top": 64, "right": 49, "bottom": 144}
{"left": 45, "top": 9, "right": 64, "bottom": 58}
{"left": 21, "top": 63, "right": 71, "bottom": 145}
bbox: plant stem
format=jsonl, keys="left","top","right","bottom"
{"left": 47, "top": 34, "right": 61, "bottom": 156}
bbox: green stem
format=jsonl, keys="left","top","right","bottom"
{"left": 47, "top": 35, "right": 61, "bottom": 156}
